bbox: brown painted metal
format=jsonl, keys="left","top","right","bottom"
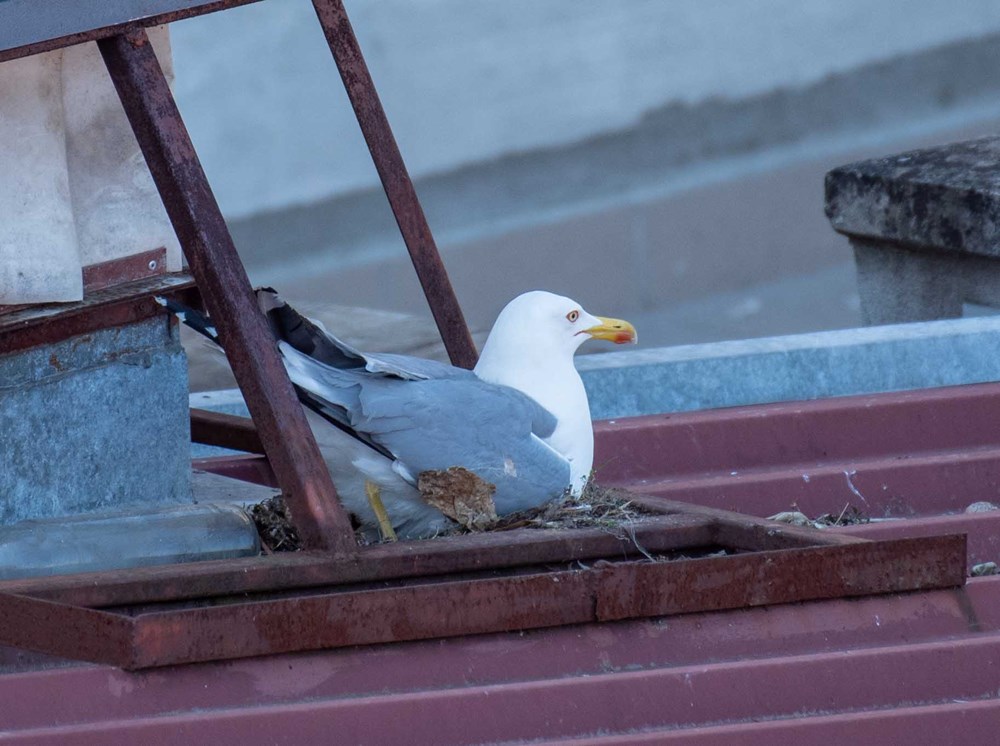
{"left": 0, "top": 273, "right": 197, "bottom": 355}
{"left": 192, "top": 453, "right": 277, "bottom": 486}
{"left": 597, "top": 534, "right": 965, "bottom": 620}
{"left": 839, "top": 512, "right": 1000, "bottom": 567}
{"left": 127, "top": 570, "right": 596, "bottom": 668}
{"left": 626, "top": 494, "right": 865, "bottom": 549}
{"left": 0, "top": 248, "right": 167, "bottom": 319}
{"left": 594, "top": 381, "right": 1000, "bottom": 525}
{"left": 190, "top": 409, "right": 265, "bottom": 454}
{"left": 312, "top": 0, "right": 478, "bottom": 369}
{"left": 97, "top": 29, "right": 355, "bottom": 553}
{"left": 594, "top": 380, "right": 1000, "bottom": 485}
{"left": 5, "top": 576, "right": 999, "bottom": 740}
{"left": 0, "top": 1, "right": 265, "bottom": 64}
{"left": 81, "top": 247, "right": 167, "bottom": 293}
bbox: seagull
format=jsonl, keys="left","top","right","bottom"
{"left": 166, "top": 289, "right": 636, "bottom": 540}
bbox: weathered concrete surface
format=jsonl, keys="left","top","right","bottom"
{"left": 826, "top": 136, "right": 1000, "bottom": 257}
{"left": 827, "top": 137, "right": 1000, "bottom": 324}
{"left": 173, "top": 1, "right": 1000, "bottom": 220}
{"left": 0, "top": 318, "right": 191, "bottom": 525}
{"left": 849, "top": 238, "right": 964, "bottom": 324}
{"left": 0, "top": 51, "right": 80, "bottom": 304}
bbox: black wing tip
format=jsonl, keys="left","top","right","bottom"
{"left": 154, "top": 295, "right": 220, "bottom": 344}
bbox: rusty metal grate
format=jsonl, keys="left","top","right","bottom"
{"left": 0, "top": 0, "right": 968, "bottom": 671}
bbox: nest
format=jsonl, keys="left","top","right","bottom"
{"left": 466, "top": 482, "right": 653, "bottom": 534}
{"left": 768, "top": 503, "right": 872, "bottom": 530}
{"left": 248, "top": 495, "right": 302, "bottom": 553}
{"left": 248, "top": 482, "right": 660, "bottom": 552}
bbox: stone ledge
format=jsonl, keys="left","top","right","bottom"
{"left": 825, "top": 135, "right": 1000, "bottom": 257}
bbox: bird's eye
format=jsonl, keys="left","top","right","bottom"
{"left": 566, "top": 310, "right": 580, "bottom": 322}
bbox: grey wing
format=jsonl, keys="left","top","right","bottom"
{"left": 279, "top": 343, "right": 571, "bottom": 514}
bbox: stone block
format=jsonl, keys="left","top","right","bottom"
{"left": 826, "top": 136, "right": 1000, "bottom": 323}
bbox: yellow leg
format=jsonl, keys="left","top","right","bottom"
{"left": 365, "top": 480, "right": 398, "bottom": 542}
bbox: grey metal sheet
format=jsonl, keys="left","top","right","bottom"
{"left": 0, "top": 0, "right": 260, "bottom": 57}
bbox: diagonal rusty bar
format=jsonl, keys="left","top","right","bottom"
{"left": 97, "top": 29, "right": 356, "bottom": 553}
{"left": 312, "top": 0, "right": 479, "bottom": 369}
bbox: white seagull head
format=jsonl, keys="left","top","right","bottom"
{"left": 476, "top": 290, "right": 637, "bottom": 367}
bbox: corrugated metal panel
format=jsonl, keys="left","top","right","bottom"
{"left": 2, "top": 578, "right": 998, "bottom": 742}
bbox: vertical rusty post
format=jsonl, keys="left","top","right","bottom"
{"left": 312, "top": 0, "right": 479, "bottom": 370}
{"left": 98, "top": 28, "right": 356, "bottom": 554}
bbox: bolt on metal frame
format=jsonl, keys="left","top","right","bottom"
{"left": 0, "top": 0, "right": 968, "bottom": 669}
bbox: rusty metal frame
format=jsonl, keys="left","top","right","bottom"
{"left": 0, "top": 0, "right": 970, "bottom": 670}
{"left": 0, "top": 503, "right": 965, "bottom": 669}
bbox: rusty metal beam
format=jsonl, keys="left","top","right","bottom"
{"left": 0, "top": 514, "right": 717, "bottom": 608}
{"left": 595, "top": 534, "right": 966, "bottom": 620}
{"left": 190, "top": 409, "right": 265, "bottom": 454}
{"left": 81, "top": 247, "right": 167, "bottom": 294}
{"left": 312, "top": 0, "right": 478, "bottom": 369}
{"left": 127, "top": 571, "right": 595, "bottom": 668}
{"left": 97, "top": 29, "right": 355, "bottom": 553}
{"left": 0, "top": 594, "right": 135, "bottom": 669}
{"left": 0, "top": 509, "right": 966, "bottom": 669}
{"left": 34, "top": 533, "right": 964, "bottom": 669}
{"left": 0, "top": 273, "right": 196, "bottom": 354}
{"left": 192, "top": 453, "right": 278, "bottom": 487}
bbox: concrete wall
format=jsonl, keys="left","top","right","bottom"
{"left": 167, "top": 2, "right": 1000, "bottom": 346}
{"left": 171, "top": 1, "right": 1000, "bottom": 218}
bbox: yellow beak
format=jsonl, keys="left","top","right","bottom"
{"left": 583, "top": 316, "right": 637, "bottom": 344}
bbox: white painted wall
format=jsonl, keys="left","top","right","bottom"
{"left": 170, "top": 0, "right": 1000, "bottom": 220}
